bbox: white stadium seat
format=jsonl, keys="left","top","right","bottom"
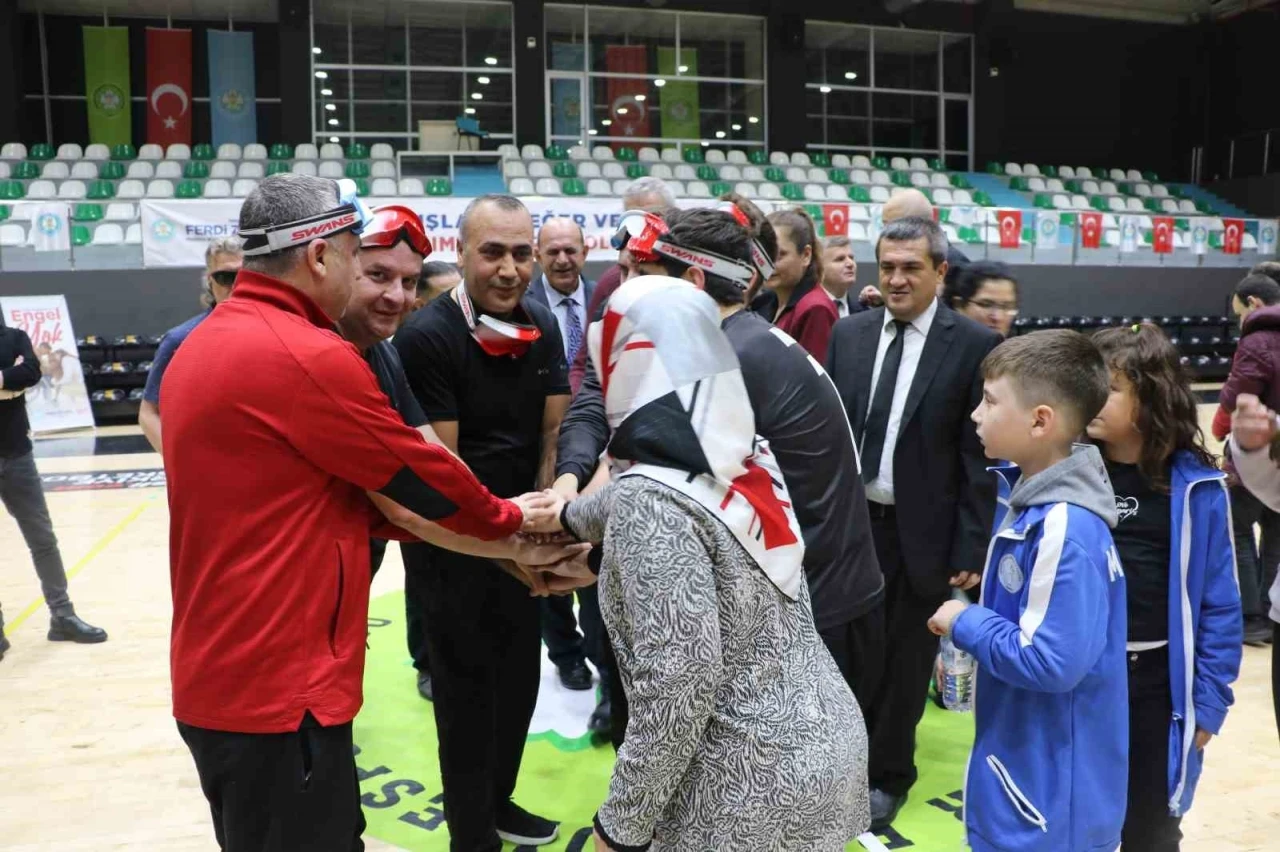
{"left": 508, "top": 177, "right": 535, "bottom": 195}
{"left": 242, "top": 143, "right": 268, "bottom": 161}
{"left": 1071, "top": 195, "right": 1090, "bottom": 210}
{"left": 370, "top": 143, "right": 395, "bottom": 160}
{"left": 154, "top": 161, "right": 182, "bottom": 179}
{"left": 0, "top": 162, "right": 8, "bottom": 179}
{"left": 831, "top": 154, "right": 851, "bottom": 169}
{"left": 125, "top": 224, "right": 142, "bottom": 244}
{"left": 0, "top": 224, "right": 25, "bottom": 245}
{"left": 1152, "top": 184, "right": 1169, "bottom": 198}
{"left": 1161, "top": 199, "right": 1179, "bottom": 214}
{"left": 70, "top": 162, "right": 98, "bottom": 179}
{"left": 1099, "top": 181, "right": 1118, "bottom": 195}
{"left": 705, "top": 150, "right": 726, "bottom": 165}
{"left": 1004, "top": 162, "right": 1023, "bottom": 176}
{"left": 909, "top": 157, "right": 929, "bottom": 171}
{"left": 934, "top": 188, "right": 953, "bottom": 205}
{"left": 675, "top": 164, "right": 698, "bottom": 181}
{"left": 952, "top": 189, "right": 974, "bottom": 205}
{"left": 826, "top": 184, "right": 846, "bottom": 201}
{"left": 56, "top": 143, "right": 83, "bottom": 160}
{"left": 602, "top": 162, "right": 625, "bottom": 179}
{"left": 637, "top": 147, "right": 660, "bottom": 162}
{"left": 686, "top": 181, "right": 712, "bottom": 199}
{"left": 612, "top": 179, "right": 632, "bottom": 195}
{"left": 848, "top": 205, "right": 870, "bottom": 221}
{"left": 1059, "top": 166, "right": 1076, "bottom": 179}
{"left": 666, "top": 180, "right": 686, "bottom": 197}
{"left": 786, "top": 166, "right": 807, "bottom": 183}
{"left": 568, "top": 145, "right": 590, "bottom": 161}
{"left": 117, "top": 180, "right": 145, "bottom": 199}
{"left": 577, "top": 162, "right": 601, "bottom": 179}
{"left": 294, "top": 143, "right": 319, "bottom": 160}
{"left": 2, "top": 142, "right": 28, "bottom": 159}
{"left": 318, "top": 161, "right": 343, "bottom": 179}
{"left": 369, "top": 161, "right": 396, "bottom": 178}
{"left": 1244, "top": 233, "right": 1259, "bottom": 250}
{"left": 587, "top": 179, "right": 613, "bottom": 196}
{"left": 203, "top": 179, "right": 231, "bottom": 198}
{"left": 232, "top": 179, "right": 257, "bottom": 197}
{"left": 869, "top": 186, "right": 891, "bottom": 203}
{"left": 592, "top": 146, "right": 615, "bottom": 161}
{"left": 848, "top": 222, "right": 869, "bottom": 241}
{"left": 84, "top": 144, "right": 109, "bottom": 160}
{"left": 535, "top": 178, "right": 562, "bottom": 196}
{"left": 145, "top": 180, "right": 174, "bottom": 198}
{"left": 370, "top": 178, "right": 397, "bottom": 195}
{"left": 527, "top": 161, "right": 552, "bottom": 178}
{"left": 42, "top": 162, "right": 70, "bottom": 179}
{"left": 1027, "top": 177, "right": 1046, "bottom": 192}
{"left": 803, "top": 184, "right": 826, "bottom": 201}
{"left": 852, "top": 155, "right": 873, "bottom": 169}
{"left": 217, "top": 143, "right": 243, "bottom": 160}
{"left": 1046, "top": 178, "right": 1065, "bottom": 192}
{"left": 57, "top": 180, "right": 87, "bottom": 199}
{"left": 759, "top": 183, "right": 782, "bottom": 199}
{"left": 1109, "top": 168, "right": 1126, "bottom": 181}
{"left": 661, "top": 148, "right": 682, "bottom": 163}
{"left": 649, "top": 164, "right": 674, "bottom": 179}
{"left": 734, "top": 182, "right": 757, "bottom": 198}
{"left": 1023, "top": 164, "right": 1040, "bottom": 177}
{"left": 1083, "top": 180, "right": 1101, "bottom": 195}
{"left": 1134, "top": 183, "right": 1152, "bottom": 198}
{"left": 27, "top": 180, "right": 55, "bottom": 199}
{"left": 104, "top": 203, "right": 136, "bottom": 221}
{"left": 1178, "top": 200, "right": 1197, "bottom": 214}
{"left": 1052, "top": 194, "right": 1071, "bottom": 210}
{"left": 769, "top": 152, "right": 790, "bottom": 165}
{"left": 719, "top": 164, "right": 741, "bottom": 181}
{"left": 809, "top": 167, "right": 832, "bottom": 184}
{"left": 1126, "top": 198, "right": 1145, "bottom": 212}
{"left": 319, "top": 143, "right": 344, "bottom": 160}
{"left": 91, "top": 223, "right": 125, "bottom": 245}
{"left": 126, "top": 161, "right": 154, "bottom": 179}
{"left": 292, "top": 161, "right": 318, "bottom": 176}
{"left": 1076, "top": 167, "right": 1093, "bottom": 179}
{"left": 1127, "top": 169, "right": 1143, "bottom": 182}
{"left": 931, "top": 173, "right": 950, "bottom": 188}
{"left": 497, "top": 144, "right": 519, "bottom": 159}
{"left": 398, "top": 178, "right": 424, "bottom": 195}
{"left": 911, "top": 172, "right": 931, "bottom": 189}
{"left": 850, "top": 169, "right": 870, "bottom": 185}
{"left": 164, "top": 143, "right": 190, "bottom": 160}
{"left": 791, "top": 152, "right": 811, "bottom": 166}
{"left": 504, "top": 161, "right": 527, "bottom": 179}
{"left": 726, "top": 150, "right": 748, "bottom": 165}
{"left": 210, "top": 161, "right": 236, "bottom": 179}
{"left": 138, "top": 143, "right": 164, "bottom": 160}
{"left": 870, "top": 170, "right": 891, "bottom": 186}
{"left": 742, "top": 166, "right": 765, "bottom": 182}
{"left": 238, "top": 162, "right": 265, "bottom": 179}
{"left": 891, "top": 157, "right": 910, "bottom": 171}
{"left": 1108, "top": 197, "right": 1127, "bottom": 213}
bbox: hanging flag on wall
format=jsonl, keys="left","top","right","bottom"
{"left": 208, "top": 30, "right": 258, "bottom": 147}
{"left": 1191, "top": 220, "right": 1209, "bottom": 255}
{"left": 997, "top": 209, "right": 1021, "bottom": 248}
{"left": 146, "top": 28, "right": 193, "bottom": 147}
{"left": 550, "top": 43, "right": 585, "bottom": 139}
{"left": 1151, "top": 216, "right": 1174, "bottom": 254}
{"left": 605, "top": 46, "right": 651, "bottom": 141}
{"left": 1080, "top": 212, "right": 1103, "bottom": 249}
{"left": 1258, "top": 220, "right": 1278, "bottom": 256}
{"left": 1035, "top": 212, "right": 1059, "bottom": 248}
{"left": 1223, "top": 218, "right": 1244, "bottom": 255}
{"left": 657, "top": 47, "right": 699, "bottom": 141}
{"left": 83, "top": 26, "right": 132, "bottom": 147}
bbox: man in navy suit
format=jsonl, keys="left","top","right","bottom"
{"left": 526, "top": 217, "right": 610, "bottom": 732}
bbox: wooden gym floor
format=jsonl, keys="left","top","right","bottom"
{"left": 1, "top": 417, "right": 1277, "bottom": 851}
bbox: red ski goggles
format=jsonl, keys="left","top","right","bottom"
{"left": 360, "top": 205, "right": 433, "bottom": 257}
{"left": 611, "top": 211, "right": 756, "bottom": 288}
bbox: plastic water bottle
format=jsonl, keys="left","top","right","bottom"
{"left": 939, "top": 634, "right": 975, "bottom": 713}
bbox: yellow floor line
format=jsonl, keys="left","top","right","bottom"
{"left": 6, "top": 499, "right": 152, "bottom": 633}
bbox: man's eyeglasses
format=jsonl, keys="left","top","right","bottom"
{"left": 969, "top": 298, "right": 1018, "bottom": 316}
{"left": 209, "top": 270, "right": 238, "bottom": 287}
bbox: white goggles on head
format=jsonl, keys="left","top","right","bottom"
{"left": 240, "top": 179, "right": 374, "bottom": 257}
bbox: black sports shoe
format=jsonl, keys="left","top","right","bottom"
{"left": 1244, "top": 616, "right": 1272, "bottom": 647}
{"left": 496, "top": 801, "right": 559, "bottom": 846}
{"left": 557, "top": 660, "right": 593, "bottom": 691}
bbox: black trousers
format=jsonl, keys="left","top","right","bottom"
{"left": 178, "top": 712, "right": 365, "bottom": 852}
{"left": 1230, "top": 484, "right": 1280, "bottom": 619}
{"left": 1121, "top": 647, "right": 1183, "bottom": 852}
{"left": 370, "top": 539, "right": 431, "bottom": 673}
{"left": 866, "top": 507, "right": 946, "bottom": 798}
{"left": 411, "top": 545, "right": 542, "bottom": 852}
{"left": 541, "top": 593, "right": 585, "bottom": 669}
{"left": 819, "top": 600, "right": 887, "bottom": 716}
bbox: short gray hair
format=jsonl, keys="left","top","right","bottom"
{"left": 458, "top": 193, "right": 528, "bottom": 246}
{"left": 205, "top": 235, "right": 243, "bottom": 266}
{"left": 875, "top": 215, "right": 949, "bottom": 268}
{"left": 238, "top": 173, "right": 340, "bottom": 276}
{"left": 623, "top": 176, "right": 676, "bottom": 209}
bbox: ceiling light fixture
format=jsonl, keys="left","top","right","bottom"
{"left": 329, "top": 136, "right": 339, "bottom": 143}
{"left": 484, "top": 56, "right": 498, "bottom": 65}
{"left": 328, "top": 118, "right": 339, "bottom": 126}
{"left": 312, "top": 46, "right": 322, "bottom": 55}
{"left": 315, "top": 71, "right": 328, "bottom": 79}
{"left": 715, "top": 130, "right": 726, "bottom": 139}
{"left": 820, "top": 85, "right": 832, "bottom": 93}
{"left": 465, "top": 107, "right": 476, "bottom": 115}
{"left": 325, "top": 103, "right": 336, "bottom": 111}
{"left": 471, "top": 92, "right": 483, "bottom": 100}
{"left": 478, "top": 76, "right": 490, "bottom": 85}
{"left": 731, "top": 123, "right": 741, "bottom": 131}
{"left": 321, "top": 88, "right": 333, "bottom": 96}
{"left": 845, "top": 71, "right": 858, "bottom": 80}
{"left": 748, "top": 116, "right": 759, "bottom": 124}
{"left": 654, "top": 79, "right": 666, "bottom": 87}
{"left": 678, "top": 64, "right": 689, "bottom": 73}
{"left": 602, "top": 119, "right": 613, "bottom": 126}
{"left": 634, "top": 94, "right": 646, "bottom": 102}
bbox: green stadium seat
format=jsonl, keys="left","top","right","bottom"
{"left": 625, "top": 163, "right": 648, "bottom": 179}
{"left": 562, "top": 178, "right": 587, "bottom": 196}
{"left": 1143, "top": 171, "right": 1159, "bottom": 182}
{"left": 544, "top": 144, "right": 567, "bottom": 161}
{"left": 950, "top": 174, "right": 971, "bottom": 190}
{"left": 345, "top": 143, "right": 369, "bottom": 159}
{"left": 1009, "top": 177, "right": 1030, "bottom": 191}
{"left": 1175, "top": 218, "right": 1189, "bottom": 231}
{"left": 1041, "top": 165, "right": 1057, "bottom": 177}
{"left": 1144, "top": 198, "right": 1163, "bottom": 213}
{"left": 13, "top": 162, "right": 39, "bottom": 180}
{"left": 552, "top": 161, "right": 577, "bottom": 179}
{"left": 848, "top": 185, "right": 871, "bottom": 203}
{"left": 87, "top": 180, "right": 115, "bottom": 199}
{"left": 100, "top": 162, "right": 125, "bottom": 180}
{"left": 764, "top": 166, "right": 786, "bottom": 183}
{"left": 986, "top": 161, "right": 1004, "bottom": 175}
{"left": 269, "top": 143, "right": 294, "bottom": 160}
{"left": 0, "top": 205, "right": 8, "bottom": 221}
{"left": 681, "top": 147, "right": 704, "bottom": 164}
{"left": 696, "top": 165, "right": 718, "bottom": 181}
{"left": 1023, "top": 226, "right": 1036, "bottom": 243}
{"left": 781, "top": 184, "right": 804, "bottom": 201}
{"left": 891, "top": 171, "right": 910, "bottom": 188}
{"left": 426, "top": 178, "right": 452, "bottom": 196}
{"left": 71, "top": 225, "right": 91, "bottom": 247}
{"left": 344, "top": 161, "right": 370, "bottom": 179}
{"left": 958, "top": 226, "right": 983, "bottom": 244}
{"left": 354, "top": 178, "right": 371, "bottom": 197}
{"left": 267, "top": 161, "right": 291, "bottom": 176}
{"left": 1064, "top": 179, "right": 1082, "bottom": 194}
{"left": 1196, "top": 201, "right": 1215, "bottom": 214}
{"left": 28, "top": 143, "right": 54, "bottom": 160}
{"left": 176, "top": 180, "right": 202, "bottom": 198}
{"left": 615, "top": 147, "right": 637, "bottom": 162}
{"left": 1033, "top": 194, "right": 1053, "bottom": 209}
{"left": 829, "top": 169, "right": 850, "bottom": 185}
{"left": 919, "top": 188, "right": 933, "bottom": 202}
{"left": 184, "top": 161, "right": 210, "bottom": 179}
{"left": 871, "top": 156, "right": 889, "bottom": 170}
{"left": 1090, "top": 196, "right": 1109, "bottom": 212}
{"left": 192, "top": 144, "right": 215, "bottom": 161}
{"left": 73, "top": 203, "right": 103, "bottom": 222}
{"left": 748, "top": 150, "right": 768, "bottom": 165}
{"left": 1209, "top": 232, "right": 1223, "bottom": 249}
{"left": 110, "top": 144, "right": 137, "bottom": 161}
{"left": 973, "top": 191, "right": 992, "bottom": 206}
{"left": 709, "top": 181, "right": 731, "bottom": 197}
{"left": 937, "top": 208, "right": 951, "bottom": 223}
{"left": 929, "top": 158, "right": 945, "bottom": 171}
{"left": 811, "top": 153, "right": 831, "bottom": 167}
{"left": 0, "top": 182, "right": 24, "bottom": 200}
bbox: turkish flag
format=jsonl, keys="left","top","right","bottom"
{"left": 997, "top": 209, "right": 1022, "bottom": 248}
{"left": 822, "top": 204, "right": 848, "bottom": 236}
{"left": 1080, "top": 212, "right": 1103, "bottom": 249}
{"left": 605, "top": 46, "right": 651, "bottom": 141}
{"left": 146, "top": 28, "right": 192, "bottom": 146}
{"left": 1152, "top": 216, "right": 1174, "bottom": 254}
{"left": 1223, "top": 218, "right": 1244, "bottom": 255}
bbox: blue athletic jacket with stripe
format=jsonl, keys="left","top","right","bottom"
{"left": 952, "top": 444, "right": 1127, "bottom": 852}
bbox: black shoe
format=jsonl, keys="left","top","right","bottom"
{"left": 495, "top": 801, "right": 559, "bottom": 846}
{"left": 869, "top": 788, "right": 906, "bottom": 834}
{"left": 588, "top": 697, "right": 613, "bottom": 741}
{"left": 0, "top": 628, "right": 9, "bottom": 662}
{"left": 557, "top": 660, "right": 593, "bottom": 691}
{"left": 416, "top": 671, "right": 433, "bottom": 701}
{"left": 48, "top": 614, "right": 107, "bottom": 644}
{"left": 1245, "top": 618, "right": 1272, "bottom": 647}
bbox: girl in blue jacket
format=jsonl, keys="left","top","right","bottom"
{"left": 1089, "top": 325, "right": 1243, "bottom": 851}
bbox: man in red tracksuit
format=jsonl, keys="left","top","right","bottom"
{"left": 161, "top": 174, "right": 575, "bottom": 852}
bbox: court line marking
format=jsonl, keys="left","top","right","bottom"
{"left": 6, "top": 498, "right": 152, "bottom": 634}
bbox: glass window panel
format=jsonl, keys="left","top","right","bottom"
{"left": 945, "top": 99, "right": 969, "bottom": 154}
{"left": 805, "top": 23, "right": 870, "bottom": 87}
{"left": 828, "top": 90, "right": 871, "bottom": 149}
{"left": 874, "top": 29, "right": 939, "bottom": 92}
{"left": 463, "top": 5, "right": 513, "bottom": 68}
{"left": 468, "top": 101, "right": 513, "bottom": 137}
{"left": 590, "top": 76, "right": 661, "bottom": 140}
{"left": 351, "top": 24, "right": 407, "bottom": 66}
{"left": 676, "top": 12, "right": 765, "bottom": 80}
{"left": 313, "top": 24, "right": 349, "bottom": 64}
{"left": 872, "top": 93, "right": 938, "bottom": 150}
{"left": 942, "top": 35, "right": 971, "bottom": 95}
{"left": 315, "top": 70, "right": 351, "bottom": 102}
{"left": 546, "top": 5, "right": 587, "bottom": 71}
{"left": 353, "top": 103, "right": 406, "bottom": 134}
{"left": 410, "top": 71, "right": 463, "bottom": 105}
{"left": 587, "top": 9, "right": 677, "bottom": 74}
{"left": 352, "top": 70, "right": 407, "bottom": 102}
{"left": 409, "top": 25, "right": 463, "bottom": 68}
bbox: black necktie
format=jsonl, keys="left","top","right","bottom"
{"left": 861, "top": 320, "right": 908, "bottom": 484}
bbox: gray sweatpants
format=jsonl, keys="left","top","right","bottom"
{"left": 1, "top": 450, "right": 72, "bottom": 627}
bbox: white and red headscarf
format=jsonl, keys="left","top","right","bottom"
{"left": 587, "top": 275, "right": 805, "bottom": 599}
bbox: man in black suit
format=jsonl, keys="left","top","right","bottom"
{"left": 882, "top": 188, "right": 969, "bottom": 289}
{"left": 826, "top": 216, "right": 999, "bottom": 832}
{"left": 526, "top": 217, "right": 610, "bottom": 729}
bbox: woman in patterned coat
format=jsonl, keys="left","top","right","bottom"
{"left": 561, "top": 276, "right": 869, "bottom": 852}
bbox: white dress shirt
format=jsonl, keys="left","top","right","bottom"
{"left": 823, "top": 285, "right": 850, "bottom": 317}
{"left": 541, "top": 275, "right": 587, "bottom": 361}
{"left": 863, "top": 297, "right": 938, "bottom": 505}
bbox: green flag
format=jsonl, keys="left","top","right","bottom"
{"left": 657, "top": 47, "right": 699, "bottom": 140}
{"left": 83, "top": 26, "right": 132, "bottom": 147}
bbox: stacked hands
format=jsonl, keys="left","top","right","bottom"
{"left": 504, "top": 489, "right": 595, "bottom": 598}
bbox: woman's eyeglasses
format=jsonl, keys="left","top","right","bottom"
{"left": 209, "top": 270, "right": 238, "bottom": 287}
{"left": 969, "top": 298, "right": 1019, "bottom": 316}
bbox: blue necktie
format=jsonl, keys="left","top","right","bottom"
{"left": 561, "top": 296, "right": 583, "bottom": 364}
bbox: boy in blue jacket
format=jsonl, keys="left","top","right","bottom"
{"left": 930, "top": 330, "right": 1127, "bottom": 852}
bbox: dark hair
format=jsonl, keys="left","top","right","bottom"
{"left": 1250, "top": 261, "right": 1280, "bottom": 288}
{"left": 875, "top": 216, "right": 948, "bottom": 268}
{"left": 981, "top": 330, "right": 1110, "bottom": 436}
{"left": 1234, "top": 273, "right": 1280, "bottom": 308}
{"left": 767, "top": 207, "right": 823, "bottom": 280}
{"left": 945, "top": 260, "right": 1019, "bottom": 311}
{"left": 420, "top": 260, "right": 459, "bottom": 294}
{"left": 1092, "top": 324, "right": 1216, "bottom": 491}
{"left": 719, "top": 191, "right": 778, "bottom": 265}
{"left": 652, "top": 207, "right": 754, "bottom": 307}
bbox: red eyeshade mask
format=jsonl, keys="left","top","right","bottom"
{"left": 360, "top": 205, "right": 433, "bottom": 257}
{"left": 455, "top": 284, "right": 541, "bottom": 358}
{"left": 613, "top": 211, "right": 756, "bottom": 289}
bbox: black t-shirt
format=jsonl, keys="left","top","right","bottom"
{"left": 364, "top": 341, "right": 427, "bottom": 429}
{"left": 1106, "top": 460, "right": 1172, "bottom": 643}
{"left": 393, "top": 291, "right": 569, "bottom": 499}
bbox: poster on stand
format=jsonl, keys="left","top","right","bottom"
{"left": 0, "top": 295, "right": 95, "bottom": 434}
